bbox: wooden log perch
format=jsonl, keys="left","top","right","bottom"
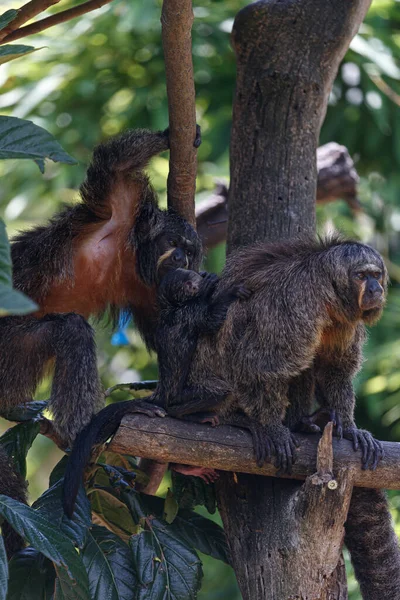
{"left": 196, "top": 143, "right": 360, "bottom": 250}
{"left": 109, "top": 415, "right": 400, "bottom": 490}
{"left": 161, "top": 0, "right": 198, "bottom": 227}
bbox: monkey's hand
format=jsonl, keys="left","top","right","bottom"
{"left": 178, "top": 411, "right": 220, "bottom": 427}
{"left": 171, "top": 463, "right": 219, "bottom": 483}
{"left": 125, "top": 399, "right": 167, "bottom": 418}
{"left": 201, "top": 273, "right": 219, "bottom": 296}
{"left": 343, "top": 427, "right": 384, "bottom": 470}
{"left": 231, "top": 285, "right": 252, "bottom": 301}
{"left": 162, "top": 124, "right": 202, "bottom": 149}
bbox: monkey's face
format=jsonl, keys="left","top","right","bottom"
{"left": 156, "top": 235, "right": 198, "bottom": 281}
{"left": 351, "top": 264, "right": 386, "bottom": 323}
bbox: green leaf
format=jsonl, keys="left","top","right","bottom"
{"left": 0, "top": 9, "right": 18, "bottom": 32}
{"left": 33, "top": 479, "right": 91, "bottom": 550}
{"left": 82, "top": 526, "right": 137, "bottom": 600}
{"left": 0, "top": 421, "right": 40, "bottom": 479}
{"left": 171, "top": 510, "right": 229, "bottom": 565}
{"left": 1, "top": 401, "right": 47, "bottom": 423}
{"left": 0, "top": 496, "right": 91, "bottom": 600}
{"left": 0, "top": 116, "right": 77, "bottom": 167}
{"left": 0, "top": 45, "right": 40, "bottom": 66}
{"left": 163, "top": 489, "right": 178, "bottom": 524}
{"left": 0, "top": 219, "right": 37, "bottom": 316}
{"left": 130, "top": 521, "right": 203, "bottom": 600}
{"left": 171, "top": 471, "right": 216, "bottom": 514}
{"left": 0, "top": 535, "right": 8, "bottom": 600}
{"left": 0, "top": 220, "right": 11, "bottom": 288}
{"left": 7, "top": 548, "right": 55, "bottom": 600}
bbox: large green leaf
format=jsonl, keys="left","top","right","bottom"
{"left": 0, "top": 9, "right": 18, "bottom": 32}
{"left": 0, "top": 116, "right": 77, "bottom": 169}
{"left": 171, "top": 510, "right": 229, "bottom": 565}
{"left": 130, "top": 524, "right": 203, "bottom": 600}
{"left": 0, "top": 220, "right": 37, "bottom": 316}
{"left": 33, "top": 479, "right": 91, "bottom": 550}
{"left": 0, "top": 535, "right": 8, "bottom": 600}
{"left": 0, "top": 45, "right": 39, "bottom": 66}
{"left": 0, "top": 421, "right": 40, "bottom": 479}
{"left": 129, "top": 493, "right": 229, "bottom": 564}
{"left": 0, "top": 496, "right": 91, "bottom": 600}
{"left": 82, "top": 526, "right": 137, "bottom": 600}
{"left": 7, "top": 548, "right": 55, "bottom": 600}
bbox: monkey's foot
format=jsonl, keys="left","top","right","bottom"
{"left": 170, "top": 463, "right": 219, "bottom": 483}
{"left": 343, "top": 427, "right": 384, "bottom": 470}
{"left": 125, "top": 400, "right": 166, "bottom": 418}
{"left": 234, "top": 284, "right": 252, "bottom": 301}
{"left": 180, "top": 411, "right": 220, "bottom": 427}
{"left": 247, "top": 422, "right": 299, "bottom": 473}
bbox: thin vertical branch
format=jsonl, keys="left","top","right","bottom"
{"left": 161, "top": 0, "right": 198, "bottom": 227}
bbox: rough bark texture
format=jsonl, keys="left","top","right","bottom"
{"left": 161, "top": 0, "right": 197, "bottom": 227}
{"left": 227, "top": 0, "right": 371, "bottom": 253}
{"left": 219, "top": 0, "right": 372, "bottom": 597}
{"left": 196, "top": 143, "right": 360, "bottom": 250}
{"left": 110, "top": 415, "right": 400, "bottom": 490}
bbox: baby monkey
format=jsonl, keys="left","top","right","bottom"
{"left": 153, "top": 268, "right": 250, "bottom": 419}
{"left": 62, "top": 268, "right": 250, "bottom": 517}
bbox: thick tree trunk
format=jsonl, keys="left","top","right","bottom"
{"left": 218, "top": 0, "right": 372, "bottom": 597}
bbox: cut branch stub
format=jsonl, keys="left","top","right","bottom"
{"left": 161, "top": 0, "right": 198, "bottom": 227}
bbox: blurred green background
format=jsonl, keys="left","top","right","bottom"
{"left": 2, "top": 0, "right": 400, "bottom": 597}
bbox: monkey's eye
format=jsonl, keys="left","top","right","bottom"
{"left": 372, "top": 271, "right": 382, "bottom": 280}
{"left": 356, "top": 272, "right": 367, "bottom": 281}
{"left": 186, "top": 249, "right": 193, "bottom": 257}
{"left": 168, "top": 239, "right": 177, "bottom": 247}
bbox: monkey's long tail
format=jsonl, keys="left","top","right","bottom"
{"left": 62, "top": 398, "right": 164, "bottom": 519}
{"left": 345, "top": 487, "right": 400, "bottom": 600}
{"left": 0, "top": 446, "right": 27, "bottom": 559}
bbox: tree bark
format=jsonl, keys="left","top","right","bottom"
{"left": 227, "top": 0, "right": 371, "bottom": 253}
{"left": 218, "top": 0, "right": 372, "bottom": 597}
{"left": 161, "top": 0, "right": 198, "bottom": 227}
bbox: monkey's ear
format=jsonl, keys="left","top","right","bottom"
{"left": 134, "top": 202, "right": 163, "bottom": 245}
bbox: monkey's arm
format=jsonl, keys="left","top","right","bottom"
{"left": 200, "top": 285, "right": 250, "bottom": 335}
{"left": 314, "top": 325, "right": 383, "bottom": 469}
{"left": 80, "top": 129, "right": 170, "bottom": 220}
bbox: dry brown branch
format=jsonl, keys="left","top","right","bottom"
{"left": 0, "top": 0, "right": 61, "bottom": 43}
{"left": 196, "top": 143, "right": 360, "bottom": 250}
{"left": 110, "top": 414, "right": 400, "bottom": 490}
{"left": 161, "top": 0, "right": 198, "bottom": 227}
{"left": 38, "top": 417, "right": 67, "bottom": 451}
{"left": 1, "top": 0, "right": 114, "bottom": 44}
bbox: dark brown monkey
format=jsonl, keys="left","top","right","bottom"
{"left": 0, "top": 128, "right": 202, "bottom": 445}
{"left": 62, "top": 267, "right": 249, "bottom": 517}
{"left": 177, "top": 236, "right": 386, "bottom": 473}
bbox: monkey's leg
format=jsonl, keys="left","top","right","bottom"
{"left": 40, "top": 313, "right": 104, "bottom": 445}
{"left": 166, "top": 385, "right": 227, "bottom": 419}
{"left": 237, "top": 378, "right": 299, "bottom": 473}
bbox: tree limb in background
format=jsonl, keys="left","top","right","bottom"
{"left": 161, "top": 0, "right": 198, "bottom": 227}
{"left": 0, "top": 0, "right": 114, "bottom": 44}
{"left": 0, "top": 0, "right": 61, "bottom": 43}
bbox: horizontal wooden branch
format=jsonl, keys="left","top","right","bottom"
{"left": 196, "top": 142, "right": 360, "bottom": 250}
{"left": 109, "top": 414, "right": 400, "bottom": 490}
